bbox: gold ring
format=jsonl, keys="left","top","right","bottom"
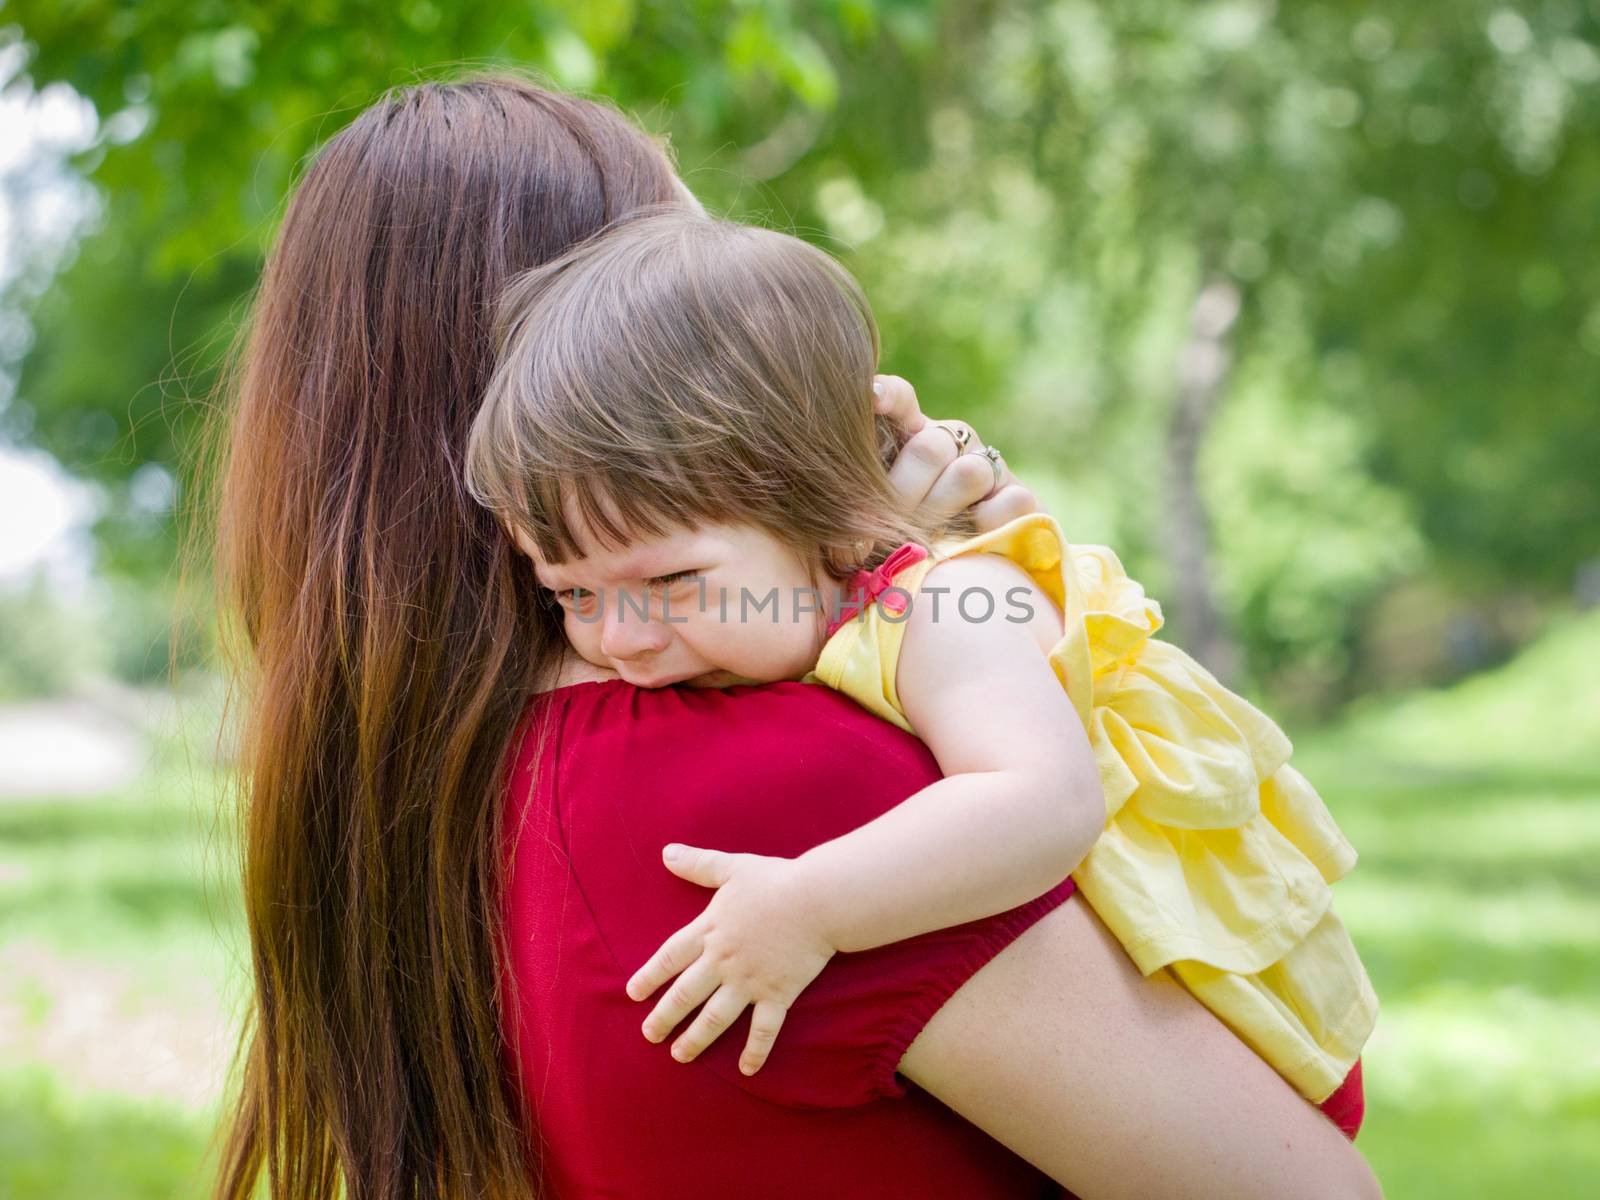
{"left": 933, "top": 422, "right": 974, "bottom": 451}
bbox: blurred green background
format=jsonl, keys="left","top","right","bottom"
{"left": 0, "top": 2, "right": 1595, "bottom": 1197}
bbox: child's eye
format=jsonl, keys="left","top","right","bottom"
{"left": 549, "top": 587, "right": 596, "bottom": 612}
{"left": 649, "top": 571, "right": 698, "bottom": 589}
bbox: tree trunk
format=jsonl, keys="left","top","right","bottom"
{"left": 1163, "top": 277, "right": 1243, "bottom": 685}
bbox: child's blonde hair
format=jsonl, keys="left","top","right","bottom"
{"left": 465, "top": 208, "right": 971, "bottom": 580}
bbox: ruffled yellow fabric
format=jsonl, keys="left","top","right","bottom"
{"left": 806, "top": 512, "right": 1376, "bottom": 1101}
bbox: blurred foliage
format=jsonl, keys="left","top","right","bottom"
{"left": 1, "top": 1, "right": 1597, "bottom": 707}
{"left": 4, "top": 14, "right": 1596, "bottom": 1193}
{"left": 0, "top": 570, "right": 208, "bottom": 698}
{"left": 0, "top": 575, "right": 102, "bottom": 698}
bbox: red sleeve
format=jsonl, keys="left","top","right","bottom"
{"left": 540, "top": 679, "right": 1076, "bottom": 1111}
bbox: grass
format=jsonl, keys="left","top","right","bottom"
{"left": 0, "top": 713, "right": 241, "bottom": 1200}
{"left": 1282, "top": 609, "right": 1600, "bottom": 1198}
{"left": 2, "top": 612, "right": 1598, "bottom": 1197}
{"left": 0, "top": 1071, "right": 218, "bottom": 1200}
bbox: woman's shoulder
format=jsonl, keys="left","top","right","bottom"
{"left": 531, "top": 675, "right": 929, "bottom": 749}
{"left": 518, "top": 678, "right": 943, "bottom": 843}
{"left": 540, "top": 655, "right": 623, "bottom": 690}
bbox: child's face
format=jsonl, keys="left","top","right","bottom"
{"left": 511, "top": 512, "right": 834, "bottom": 690}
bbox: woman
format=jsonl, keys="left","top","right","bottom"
{"left": 211, "top": 72, "right": 1379, "bottom": 1199}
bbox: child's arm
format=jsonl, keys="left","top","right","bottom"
{"left": 799, "top": 551, "right": 1101, "bottom": 949}
{"left": 627, "top": 553, "right": 1105, "bottom": 1074}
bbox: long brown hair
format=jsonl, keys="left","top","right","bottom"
{"left": 465, "top": 211, "right": 967, "bottom": 579}
{"left": 209, "top": 74, "right": 680, "bottom": 1200}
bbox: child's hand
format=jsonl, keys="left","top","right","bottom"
{"left": 626, "top": 844, "right": 836, "bottom": 1075}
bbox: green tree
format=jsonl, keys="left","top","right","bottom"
{"left": 4, "top": 1, "right": 1596, "bottom": 704}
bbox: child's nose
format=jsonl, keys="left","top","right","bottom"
{"left": 599, "top": 601, "right": 673, "bottom": 660}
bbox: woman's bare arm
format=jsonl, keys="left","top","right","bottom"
{"left": 899, "top": 899, "right": 1383, "bottom": 1200}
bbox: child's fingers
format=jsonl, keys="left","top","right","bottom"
{"left": 872, "top": 374, "right": 929, "bottom": 433}
{"left": 626, "top": 922, "right": 705, "bottom": 1002}
{"left": 641, "top": 956, "right": 718, "bottom": 1045}
{"left": 668, "top": 983, "right": 750, "bottom": 1064}
{"left": 969, "top": 482, "right": 1038, "bottom": 533}
{"left": 885, "top": 424, "right": 962, "bottom": 514}
{"left": 737, "top": 1000, "right": 790, "bottom": 1076}
{"left": 919, "top": 445, "right": 1004, "bottom": 516}
{"left": 660, "top": 842, "right": 738, "bottom": 888}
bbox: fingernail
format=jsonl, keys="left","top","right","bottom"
{"left": 663, "top": 844, "right": 682, "bottom": 862}
{"left": 740, "top": 1061, "right": 756, "bottom": 1076}
{"left": 671, "top": 1045, "right": 689, "bottom": 1062}
{"left": 872, "top": 380, "right": 885, "bottom": 396}
{"left": 642, "top": 1022, "right": 658, "bottom": 1041}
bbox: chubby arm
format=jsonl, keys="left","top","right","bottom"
{"left": 796, "top": 552, "right": 1101, "bottom": 952}
{"left": 628, "top": 554, "right": 1106, "bottom": 1073}
{"left": 901, "top": 897, "right": 1384, "bottom": 1200}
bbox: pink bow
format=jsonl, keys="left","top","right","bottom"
{"left": 830, "top": 542, "right": 931, "bottom": 636}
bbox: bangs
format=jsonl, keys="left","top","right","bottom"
{"left": 526, "top": 467, "right": 748, "bottom": 564}
{"left": 467, "top": 401, "right": 770, "bottom": 564}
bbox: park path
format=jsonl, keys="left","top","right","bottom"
{"left": 0, "top": 680, "right": 205, "bottom": 799}
{"left": 0, "top": 681, "right": 235, "bottom": 1112}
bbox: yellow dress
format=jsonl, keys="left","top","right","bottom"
{"left": 804, "top": 512, "right": 1377, "bottom": 1101}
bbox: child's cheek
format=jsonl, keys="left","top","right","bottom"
{"left": 564, "top": 614, "right": 603, "bottom": 658}
{"left": 685, "top": 612, "right": 735, "bottom": 671}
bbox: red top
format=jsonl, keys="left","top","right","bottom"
{"left": 499, "top": 678, "right": 1076, "bottom": 1199}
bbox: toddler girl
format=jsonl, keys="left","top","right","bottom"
{"left": 464, "top": 210, "right": 1375, "bottom": 1132}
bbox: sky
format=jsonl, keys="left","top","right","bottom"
{"left": 0, "top": 47, "right": 99, "bottom": 592}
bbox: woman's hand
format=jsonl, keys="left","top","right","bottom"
{"left": 875, "top": 374, "right": 1039, "bottom": 533}
{"left": 626, "top": 844, "right": 837, "bottom": 1075}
